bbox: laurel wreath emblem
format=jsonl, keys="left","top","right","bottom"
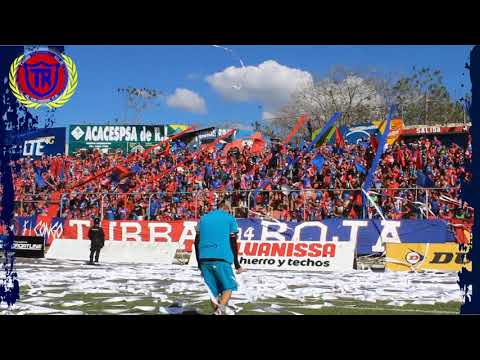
{"left": 8, "top": 53, "right": 78, "bottom": 109}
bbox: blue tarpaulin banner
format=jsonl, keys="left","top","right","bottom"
{"left": 235, "top": 218, "right": 453, "bottom": 255}
{"left": 5, "top": 127, "right": 66, "bottom": 159}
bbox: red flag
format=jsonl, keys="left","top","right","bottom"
{"left": 283, "top": 114, "right": 307, "bottom": 144}
{"left": 450, "top": 218, "right": 473, "bottom": 244}
{"left": 247, "top": 132, "right": 266, "bottom": 154}
{"left": 223, "top": 139, "right": 244, "bottom": 155}
{"left": 47, "top": 191, "right": 61, "bottom": 217}
{"left": 50, "top": 158, "right": 60, "bottom": 178}
{"left": 414, "top": 150, "right": 423, "bottom": 170}
{"left": 398, "top": 149, "right": 406, "bottom": 168}
{"left": 203, "top": 128, "right": 236, "bottom": 153}
{"left": 115, "top": 165, "right": 131, "bottom": 176}
{"left": 251, "top": 138, "right": 266, "bottom": 154}
{"left": 370, "top": 135, "right": 378, "bottom": 152}
{"left": 335, "top": 127, "right": 345, "bottom": 148}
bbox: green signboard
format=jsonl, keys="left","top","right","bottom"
{"left": 68, "top": 124, "right": 189, "bottom": 154}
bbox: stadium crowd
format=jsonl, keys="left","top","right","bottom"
{"left": 5, "top": 132, "right": 473, "bottom": 223}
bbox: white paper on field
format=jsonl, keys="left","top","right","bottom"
{"left": 9, "top": 258, "right": 464, "bottom": 315}
{"left": 15, "top": 303, "right": 59, "bottom": 314}
{"left": 103, "top": 309, "right": 129, "bottom": 314}
{"left": 301, "top": 304, "right": 325, "bottom": 309}
{"left": 22, "top": 297, "right": 51, "bottom": 303}
{"left": 133, "top": 306, "right": 156, "bottom": 312}
{"left": 158, "top": 307, "right": 169, "bottom": 314}
{"left": 44, "top": 292, "right": 68, "bottom": 298}
{"left": 387, "top": 301, "right": 406, "bottom": 307}
{"left": 59, "top": 309, "right": 84, "bottom": 315}
{"left": 125, "top": 296, "right": 146, "bottom": 303}
{"left": 411, "top": 300, "right": 436, "bottom": 305}
{"left": 61, "top": 301, "right": 87, "bottom": 307}
{"left": 102, "top": 297, "right": 127, "bottom": 303}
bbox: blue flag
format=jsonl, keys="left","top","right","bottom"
{"left": 252, "top": 179, "right": 270, "bottom": 207}
{"left": 361, "top": 105, "right": 395, "bottom": 219}
{"left": 35, "top": 170, "right": 47, "bottom": 188}
{"left": 131, "top": 164, "right": 142, "bottom": 174}
{"left": 205, "top": 164, "right": 213, "bottom": 176}
{"left": 355, "top": 163, "right": 366, "bottom": 175}
{"left": 300, "top": 139, "right": 307, "bottom": 150}
{"left": 362, "top": 105, "right": 395, "bottom": 194}
{"left": 59, "top": 162, "right": 65, "bottom": 180}
{"left": 287, "top": 155, "right": 294, "bottom": 167}
{"left": 311, "top": 155, "right": 325, "bottom": 174}
{"left": 110, "top": 167, "right": 128, "bottom": 184}
{"left": 416, "top": 170, "right": 435, "bottom": 188}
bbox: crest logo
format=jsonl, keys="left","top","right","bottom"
{"left": 71, "top": 126, "right": 85, "bottom": 140}
{"left": 9, "top": 49, "right": 78, "bottom": 109}
{"left": 405, "top": 250, "right": 424, "bottom": 265}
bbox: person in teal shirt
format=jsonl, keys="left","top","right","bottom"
{"left": 194, "top": 199, "right": 244, "bottom": 315}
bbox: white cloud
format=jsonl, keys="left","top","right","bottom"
{"left": 166, "top": 88, "right": 207, "bottom": 114}
{"left": 205, "top": 60, "right": 313, "bottom": 115}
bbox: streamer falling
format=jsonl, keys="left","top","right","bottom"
{"left": 211, "top": 45, "right": 247, "bottom": 90}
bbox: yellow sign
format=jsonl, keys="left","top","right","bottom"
{"left": 385, "top": 243, "right": 471, "bottom": 272}
{"left": 372, "top": 118, "right": 404, "bottom": 145}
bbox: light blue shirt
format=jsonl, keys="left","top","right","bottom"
{"left": 198, "top": 209, "right": 239, "bottom": 263}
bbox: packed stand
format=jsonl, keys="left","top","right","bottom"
{"left": 5, "top": 133, "right": 473, "bottom": 223}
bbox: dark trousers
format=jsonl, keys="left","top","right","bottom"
{"left": 90, "top": 245, "right": 102, "bottom": 263}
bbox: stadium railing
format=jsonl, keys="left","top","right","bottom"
{"left": 44, "top": 187, "right": 451, "bottom": 222}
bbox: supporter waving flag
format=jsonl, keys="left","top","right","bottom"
{"left": 355, "top": 163, "right": 366, "bottom": 175}
{"left": 308, "top": 112, "right": 342, "bottom": 152}
{"left": 110, "top": 165, "right": 130, "bottom": 184}
{"left": 312, "top": 155, "right": 325, "bottom": 174}
{"left": 34, "top": 169, "right": 47, "bottom": 188}
{"left": 130, "top": 163, "right": 142, "bottom": 174}
{"left": 362, "top": 105, "right": 395, "bottom": 217}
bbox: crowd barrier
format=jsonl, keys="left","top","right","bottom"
{"left": 13, "top": 187, "right": 458, "bottom": 223}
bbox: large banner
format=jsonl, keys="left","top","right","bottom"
{"left": 58, "top": 218, "right": 452, "bottom": 256}
{"left": 48, "top": 218, "right": 184, "bottom": 264}
{"left": 68, "top": 124, "right": 188, "bottom": 154}
{"left": 385, "top": 243, "right": 471, "bottom": 272}
{"left": 16, "top": 216, "right": 64, "bottom": 246}
{"left": 189, "top": 239, "right": 356, "bottom": 272}
{"left": 235, "top": 219, "right": 452, "bottom": 255}
{"left": 6, "top": 127, "right": 66, "bottom": 159}
{"left": 7, "top": 217, "right": 455, "bottom": 255}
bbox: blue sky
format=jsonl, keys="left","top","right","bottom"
{"left": 48, "top": 45, "right": 473, "bottom": 130}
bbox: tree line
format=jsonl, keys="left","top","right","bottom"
{"left": 258, "top": 65, "right": 470, "bottom": 140}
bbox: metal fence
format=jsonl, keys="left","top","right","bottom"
{"left": 11, "top": 187, "right": 448, "bottom": 221}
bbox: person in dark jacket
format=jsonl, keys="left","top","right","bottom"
{"left": 88, "top": 217, "right": 105, "bottom": 264}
